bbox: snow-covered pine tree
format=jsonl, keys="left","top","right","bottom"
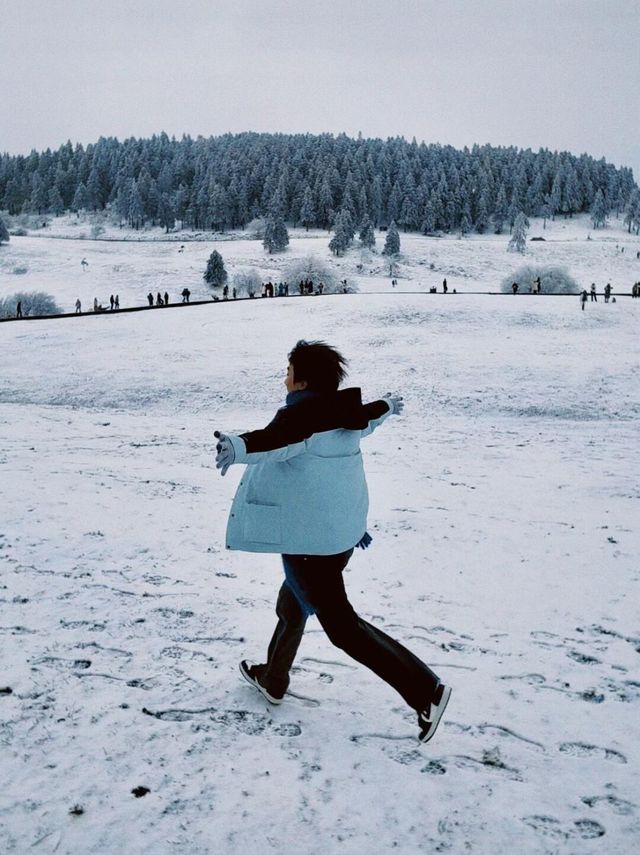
{"left": 71, "top": 182, "right": 90, "bottom": 213}
{"left": 128, "top": 182, "right": 144, "bottom": 230}
{"left": 624, "top": 188, "right": 640, "bottom": 234}
{"left": 204, "top": 250, "right": 228, "bottom": 287}
{"left": 359, "top": 215, "right": 375, "bottom": 249}
{"left": 0, "top": 215, "right": 10, "bottom": 244}
{"left": 493, "top": 185, "right": 508, "bottom": 234}
{"left": 48, "top": 186, "right": 65, "bottom": 216}
{"left": 300, "top": 187, "right": 316, "bottom": 231}
{"left": 460, "top": 201, "right": 472, "bottom": 236}
{"left": 328, "top": 209, "right": 352, "bottom": 256}
{"left": 382, "top": 220, "right": 400, "bottom": 256}
{"left": 263, "top": 214, "right": 289, "bottom": 253}
{"left": 590, "top": 189, "right": 607, "bottom": 229}
{"left": 158, "top": 193, "right": 175, "bottom": 233}
{"left": 508, "top": 212, "right": 529, "bottom": 253}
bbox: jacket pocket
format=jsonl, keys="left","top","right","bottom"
{"left": 243, "top": 503, "right": 282, "bottom": 544}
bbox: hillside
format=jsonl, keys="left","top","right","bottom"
{"left": 1, "top": 270, "right": 639, "bottom": 852}
{"left": 1, "top": 213, "right": 640, "bottom": 316}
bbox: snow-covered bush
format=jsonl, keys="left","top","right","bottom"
{"left": 500, "top": 265, "right": 579, "bottom": 295}
{"left": 233, "top": 267, "right": 261, "bottom": 297}
{"left": 13, "top": 266, "right": 28, "bottom": 275}
{"left": 0, "top": 291, "right": 62, "bottom": 318}
{"left": 246, "top": 217, "right": 267, "bottom": 239}
{"left": 284, "top": 254, "right": 358, "bottom": 293}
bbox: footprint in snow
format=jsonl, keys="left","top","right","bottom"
{"left": 142, "top": 706, "right": 301, "bottom": 737}
{"left": 581, "top": 794, "right": 638, "bottom": 815}
{"left": 558, "top": 741, "right": 627, "bottom": 764}
{"left": 522, "top": 815, "right": 605, "bottom": 840}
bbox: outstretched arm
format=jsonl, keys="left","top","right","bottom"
{"left": 360, "top": 393, "right": 404, "bottom": 437}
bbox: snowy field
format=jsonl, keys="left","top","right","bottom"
{"left": 1, "top": 225, "right": 640, "bottom": 854}
{"left": 1, "top": 213, "right": 640, "bottom": 313}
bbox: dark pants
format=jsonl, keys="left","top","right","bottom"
{"left": 259, "top": 549, "right": 441, "bottom": 711}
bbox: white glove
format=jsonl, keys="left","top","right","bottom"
{"left": 384, "top": 393, "right": 404, "bottom": 416}
{"left": 214, "top": 431, "right": 235, "bottom": 476}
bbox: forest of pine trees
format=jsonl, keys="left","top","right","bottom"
{"left": 0, "top": 132, "right": 637, "bottom": 236}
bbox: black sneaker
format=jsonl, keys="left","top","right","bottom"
{"left": 418, "top": 684, "right": 451, "bottom": 744}
{"left": 239, "top": 660, "right": 284, "bottom": 705}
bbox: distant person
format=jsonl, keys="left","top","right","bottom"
{"left": 16, "top": 300, "right": 23, "bottom": 318}
{"left": 284, "top": 283, "right": 289, "bottom": 296}
{"left": 442, "top": 278, "right": 448, "bottom": 294}
{"left": 156, "top": 292, "right": 164, "bottom": 306}
{"left": 81, "top": 258, "right": 88, "bottom": 271}
{"left": 94, "top": 297, "right": 99, "bottom": 312}
{"left": 147, "top": 292, "right": 154, "bottom": 307}
{"left": 604, "top": 283, "right": 612, "bottom": 304}
{"left": 633, "top": 283, "right": 639, "bottom": 299}
{"left": 215, "top": 340, "right": 451, "bottom": 744}
{"left": 223, "top": 285, "right": 229, "bottom": 300}
{"left": 114, "top": 295, "right": 120, "bottom": 310}
{"left": 511, "top": 282, "right": 519, "bottom": 295}
{"left": 110, "top": 294, "right": 115, "bottom": 310}
{"left": 232, "top": 287, "right": 237, "bottom": 299}
{"left": 75, "top": 299, "right": 82, "bottom": 314}
{"left": 580, "top": 289, "right": 588, "bottom": 311}
{"left": 182, "top": 288, "right": 191, "bottom": 303}
{"left": 164, "top": 291, "right": 169, "bottom": 306}
{"left": 590, "top": 283, "right": 597, "bottom": 302}
{"left": 533, "top": 276, "right": 541, "bottom": 294}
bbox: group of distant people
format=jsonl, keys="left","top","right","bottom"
{"left": 580, "top": 282, "right": 615, "bottom": 310}
{"left": 511, "top": 276, "right": 542, "bottom": 295}
{"left": 147, "top": 291, "right": 170, "bottom": 307}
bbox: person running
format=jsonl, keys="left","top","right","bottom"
{"left": 214, "top": 340, "right": 451, "bottom": 744}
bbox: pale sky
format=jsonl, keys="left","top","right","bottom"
{"left": 1, "top": 0, "right": 639, "bottom": 178}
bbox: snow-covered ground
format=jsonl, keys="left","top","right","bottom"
{"left": 1, "top": 224, "right": 639, "bottom": 854}
{"left": 1, "top": 213, "right": 640, "bottom": 313}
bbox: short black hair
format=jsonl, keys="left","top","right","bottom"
{"left": 288, "top": 340, "right": 348, "bottom": 393}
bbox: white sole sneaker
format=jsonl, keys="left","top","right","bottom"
{"left": 239, "top": 660, "right": 284, "bottom": 705}
{"left": 418, "top": 685, "right": 451, "bottom": 744}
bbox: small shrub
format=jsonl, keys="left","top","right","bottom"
{"left": 13, "top": 266, "right": 28, "bottom": 275}
{"left": 0, "top": 291, "right": 62, "bottom": 318}
{"left": 233, "top": 267, "right": 261, "bottom": 297}
{"left": 10, "top": 228, "right": 27, "bottom": 237}
{"left": 246, "top": 217, "right": 267, "bottom": 239}
{"left": 284, "top": 254, "right": 357, "bottom": 293}
{"left": 500, "top": 264, "right": 579, "bottom": 295}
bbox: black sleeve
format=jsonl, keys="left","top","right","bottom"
{"left": 240, "top": 406, "right": 316, "bottom": 454}
{"left": 239, "top": 398, "right": 390, "bottom": 455}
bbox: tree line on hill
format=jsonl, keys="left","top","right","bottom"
{"left": 1, "top": 132, "right": 639, "bottom": 238}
